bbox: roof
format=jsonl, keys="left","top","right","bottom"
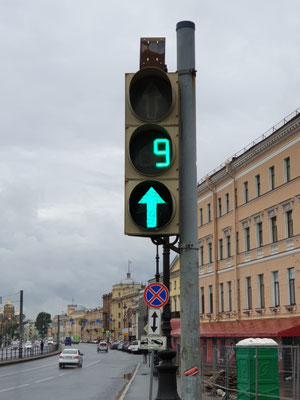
{"left": 171, "top": 317, "right": 300, "bottom": 338}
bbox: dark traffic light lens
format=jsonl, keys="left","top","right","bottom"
{"left": 129, "top": 181, "right": 174, "bottom": 231}
{"left": 129, "top": 67, "right": 174, "bottom": 122}
{"left": 129, "top": 125, "right": 173, "bottom": 175}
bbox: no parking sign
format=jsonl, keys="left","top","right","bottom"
{"left": 144, "top": 283, "right": 169, "bottom": 309}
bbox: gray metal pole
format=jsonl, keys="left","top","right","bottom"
{"left": 177, "top": 21, "right": 201, "bottom": 400}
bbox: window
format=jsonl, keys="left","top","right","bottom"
{"left": 199, "top": 246, "right": 204, "bottom": 266}
{"left": 235, "top": 188, "right": 238, "bottom": 208}
{"left": 236, "top": 231, "right": 239, "bottom": 254}
{"left": 218, "top": 198, "right": 222, "bottom": 217}
{"left": 219, "top": 283, "right": 224, "bottom": 312}
{"left": 118, "top": 322, "right": 121, "bottom": 329}
{"left": 256, "top": 222, "right": 263, "bottom": 247}
{"left": 208, "top": 242, "right": 212, "bottom": 263}
{"left": 243, "top": 181, "right": 248, "bottom": 203}
{"left": 270, "top": 216, "right": 278, "bottom": 243}
{"left": 207, "top": 203, "right": 211, "bottom": 222}
{"left": 225, "top": 193, "right": 229, "bottom": 213}
{"left": 269, "top": 166, "right": 275, "bottom": 190}
{"left": 118, "top": 313, "right": 121, "bottom": 318}
{"left": 227, "top": 281, "right": 232, "bottom": 312}
{"left": 286, "top": 210, "right": 293, "bottom": 238}
{"left": 174, "top": 296, "right": 177, "bottom": 312}
{"left": 200, "top": 287, "right": 205, "bottom": 314}
{"left": 246, "top": 277, "right": 252, "bottom": 309}
{"left": 174, "top": 280, "right": 176, "bottom": 289}
{"left": 118, "top": 303, "right": 121, "bottom": 308}
{"left": 288, "top": 268, "right": 296, "bottom": 305}
{"left": 258, "top": 274, "right": 265, "bottom": 308}
{"left": 273, "top": 271, "right": 280, "bottom": 307}
{"left": 255, "top": 174, "right": 261, "bottom": 197}
{"left": 226, "top": 235, "right": 231, "bottom": 258}
{"left": 118, "top": 292, "right": 121, "bottom": 297}
{"left": 218, "top": 239, "right": 223, "bottom": 260}
{"left": 284, "top": 157, "right": 290, "bottom": 183}
{"left": 244, "top": 227, "right": 250, "bottom": 251}
{"left": 209, "top": 285, "right": 213, "bottom": 313}
{"left": 199, "top": 208, "right": 203, "bottom": 226}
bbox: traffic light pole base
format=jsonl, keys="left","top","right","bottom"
{"left": 155, "top": 348, "right": 180, "bottom": 400}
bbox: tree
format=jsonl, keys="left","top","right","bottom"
{"left": 35, "top": 312, "right": 52, "bottom": 338}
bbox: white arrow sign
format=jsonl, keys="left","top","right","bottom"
{"left": 148, "top": 308, "right": 161, "bottom": 335}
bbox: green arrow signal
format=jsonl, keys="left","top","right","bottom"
{"left": 138, "top": 187, "right": 166, "bottom": 228}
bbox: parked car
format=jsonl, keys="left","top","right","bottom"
{"left": 117, "top": 342, "right": 124, "bottom": 350}
{"left": 47, "top": 338, "right": 54, "bottom": 345}
{"left": 25, "top": 341, "right": 33, "bottom": 350}
{"left": 59, "top": 348, "right": 83, "bottom": 368}
{"left": 97, "top": 341, "right": 108, "bottom": 353}
{"left": 130, "top": 340, "right": 141, "bottom": 354}
{"left": 123, "top": 342, "right": 131, "bottom": 352}
{"left": 110, "top": 340, "right": 120, "bottom": 350}
{"left": 11, "top": 341, "right": 20, "bottom": 350}
{"left": 64, "top": 337, "right": 72, "bottom": 346}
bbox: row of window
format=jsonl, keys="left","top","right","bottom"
{"left": 199, "top": 157, "right": 292, "bottom": 225}
{"left": 199, "top": 208, "right": 295, "bottom": 265}
{"left": 200, "top": 267, "right": 295, "bottom": 314}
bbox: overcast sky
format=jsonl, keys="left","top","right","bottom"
{"left": 0, "top": 1, "right": 299, "bottom": 320}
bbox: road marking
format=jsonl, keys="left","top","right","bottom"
{"left": 0, "top": 361, "right": 57, "bottom": 378}
{"left": 83, "top": 360, "right": 101, "bottom": 369}
{"left": 35, "top": 376, "right": 55, "bottom": 384}
{"left": 0, "top": 384, "right": 30, "bottom": 393}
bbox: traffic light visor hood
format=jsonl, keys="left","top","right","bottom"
{"left": 129, "top": 67, "right": 174, "bottom": 122}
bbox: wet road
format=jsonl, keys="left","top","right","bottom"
{"left": 0, "top": 343, "right": 138, "bottom": 400}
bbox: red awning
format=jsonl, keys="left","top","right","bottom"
{"left": 171, "top": 317, "right": 300, "bottom": 338}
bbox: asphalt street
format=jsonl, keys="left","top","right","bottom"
{"left": 0, "top": 343, "right": 138, "bottom": 400}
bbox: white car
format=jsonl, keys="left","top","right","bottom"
{"left": 59, "top": 348, "right": 83, "bottom": 368}
{"left": 25, "top": 341, "right": 33, "bottom": 350}
{"left": 130, "top": 340, "right": 141, "bottom": 354}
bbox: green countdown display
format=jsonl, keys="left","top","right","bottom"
{"left": 129, "top": 125, "right": 172, "bottom": 175}
{"left": 129, "top": 181, "right": 173, "bottom": 230}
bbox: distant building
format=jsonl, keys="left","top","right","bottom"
{"left": 110, "top": 272, "right": 144, "bottom": 340}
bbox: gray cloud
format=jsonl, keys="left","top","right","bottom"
{"left": 0, "top": 0, "right": 299, "bottom": 319}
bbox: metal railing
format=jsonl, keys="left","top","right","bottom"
{"left": 0, "top": 344, "right": 59, "bottom": 362}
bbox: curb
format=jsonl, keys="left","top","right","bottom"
{"left": 118, "top": 362, "right": 141, "bottom": 400}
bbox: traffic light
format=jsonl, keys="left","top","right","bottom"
{"left": 125, "top": 49, "right": 179, "bottom": 237}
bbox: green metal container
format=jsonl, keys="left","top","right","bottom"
{"left": 236, "top": 338, "right": 280, "bottom": 400}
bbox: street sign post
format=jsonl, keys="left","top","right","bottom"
{"left": 148, "top": 308, "right": 161, "bottom": 335}
{"left": 144, "top": 282, "right": 169, "bottom": 309}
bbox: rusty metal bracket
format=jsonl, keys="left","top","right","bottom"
{"left": 140, "top": 37, "right": 167, "bottom": 71}
{"left": 177, "top": 68, "right": 197, "bottom": 76}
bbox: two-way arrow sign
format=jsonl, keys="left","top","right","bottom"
{"left": 148, "top": 308, "right": 161, "bottom": 335}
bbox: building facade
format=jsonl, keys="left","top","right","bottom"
{"left": 172, "top": 109, "right": 300, "bottom": 349}
{"left": 110, "top": 273, "right": 144, "bottom": 340}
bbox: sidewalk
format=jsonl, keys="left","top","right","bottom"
{"left": 123, "top": 356, "right": 181, "bottom": 400}
{"left": 122, "top": 355, "right": 221, "bottom": 400}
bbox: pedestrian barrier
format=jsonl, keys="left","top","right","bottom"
{"left": 0, "top": 344, "right": 60, "bottom": 363}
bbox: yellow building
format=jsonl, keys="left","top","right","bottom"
{"left": 50, "top": 305, "right": 104, "bottom": 342}
{"left": 110, "top": 273, "right": 144, "bottom": 340}
{"left": 170, "top": 256, "right": 180, "bottom": 318}
{"left": 172, "top": 108, "right": 300, "bottom": 349}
